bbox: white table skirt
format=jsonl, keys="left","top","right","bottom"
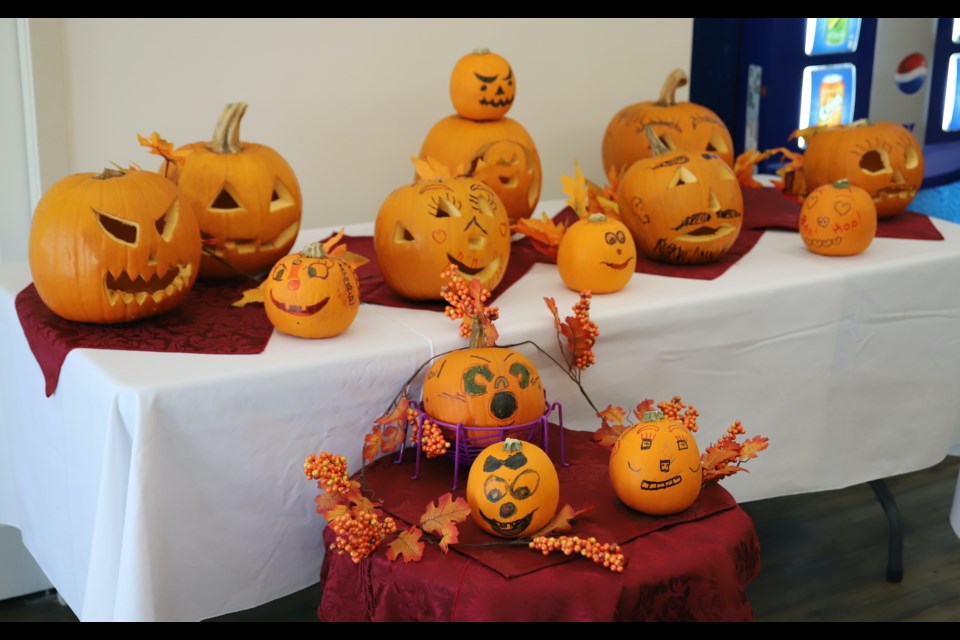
{"left": 2, "top": 198, "right": 960, "bottom": 621}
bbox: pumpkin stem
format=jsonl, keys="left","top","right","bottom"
{"left": 300, "top": 242, "right": 328, "bottom": 259}
{"left": 209, "top": 102, "right": 248, "bottom": 154}
{"left": 472, "top": 48, "right": 491, "bottom": 55}
{"left": 502, "top": 438, "right": 522, "bottom": 452}
{"left": 587, "top": 213, "right": 607, "bottom": 223}
{"left": 655, "top": 69, "right": 688, "bottom": 107}
{"left": 833, "top": 178, "right": 851, "bottom": 189}
{"left": 640, "top": 410, "right": 664, "bottom": 422}
{"left": 94, "top": 167, "right": 126, "bottom": 180}
{"left": 644, "top": 126, "right": 670, "bottom": 157}
{"left": 850, "top": 118, "right": 870, "bottom": 128}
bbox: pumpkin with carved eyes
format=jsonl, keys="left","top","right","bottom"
{"left": 557, "top": 213, "right": 636, "bottom": 293}
{"left": 28, "top": 167, "right": 202, "bottom": 324}
{"left": 450, "top": 48, "right": 516, "bottom": 121}
{"left": 609, "top": 410, "right": 702, "bottom": 515}
{"left": 374, "top": 174, "right": 511, "bottom": 300}
{"left": 264, "top": 242, "right": 360, "bottom": 338}
{"left": 803, "top": 120, "right": 923, "bottom": 218}
{"left": 167, "top": 102, "right": 302, "bottom": 279}
{"left": 422, "top": 347, "right": 546, "bottom": 446}
{"left": 617, "top": 128, "right": 743, "bottom": 265}
{"left": 466, "top": 438, "right": 559, "bottom": 538}
{"left": 603, "top": 69, "right": 735, "bottom": 177}
{"left": 799, "top": 179, "right": 877, "bottom": 256}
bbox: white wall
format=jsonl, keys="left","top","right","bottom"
{"left": 0, "top": 19, "right": 34, "bottom": 264}
{"left": 57, "top": 18, "right": 693, "bottom": 230}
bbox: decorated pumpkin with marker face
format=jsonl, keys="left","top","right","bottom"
{"left": 422, "top": 347, "right": 546, "bottom": 445}
{"left": 467, "top": 438, "right": 559, "bottom": 538}
{"left": 609, "top": 410, "right": 702, "bottom": 515}
{"left": 450, "top": 48, "right": 515, "bottom": 121}
{"left": 557, "top": 213, "right": 636, "bottom": 293}
{"left": 264, "top": 242, "right": 359, "bottom": 338}
{"left": 29, "top": 168, "right": 201, "bottom": 324}
{"left": 799, "top": 180, "right": 877, "bottom": 256}
{"left": 618, "top": 146, "right": 743, "bottom": 265}
{"left": 374, "top": 175, "right": 511, "bottom": 300}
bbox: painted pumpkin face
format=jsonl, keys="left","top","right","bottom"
{"left": 618, "top": 151, "right": 743, "bottom": 264}
{"left": 557, "top": 213, "right": 637, "bottom": 293}
{"left": 799, "top": 180, "right": 877, "bottom": 256}
{"left": 264, "top": 242, "right": 360, "bottom": 338}
{"left": 803, "top": 121, "right": 924, "bottom": 218}
{"left": 609, "top": 411, "right": 702, "bottom": 515}
{"left": 374, "top": 175, "right": 511, "bottom": 300}
{"left": 450, "top": 49, "right": 515, "bottom": 121}
{"left": 466, "top": 439, "right": 559, "bottom": 538}
{"left": 28, "top": 168, "right": 201, "bottom": 324}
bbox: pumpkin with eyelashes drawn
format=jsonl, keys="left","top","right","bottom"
{"left": 29, "top": 167, "right": 202, "bottom": 324}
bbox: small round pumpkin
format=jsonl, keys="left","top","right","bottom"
{"left": 799, "top": 179, "right": 877, "bottom": 256}
{"left": 803, "top": 120, "right": 923, "bottom": 218}
{"left": 264, "top": 242, "right": 360, "bottom": 338}
{"left": 617, "top": 127, "right": 743, "bottom": 265}
{"left": 167, "top": 102, "right": 302, "bottom": 279}
{"left": 450, "top": 48, "right": 515, "bottom": 121}
{"left": 609, "top": 410, "right": 702, "bottom": 515}
{"left": 556, "top": 213, "right": 636, "bottom": 293}
{"left": 466, "top": 438, "right": 559, "bottom": 538}
{"left": 602, "top": 69, "right": 735, "bottom": 177}
{"left": 28, "top": 167, "right": 202, "bottom": 324}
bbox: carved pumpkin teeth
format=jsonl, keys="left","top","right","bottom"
{"left": 104, "top": 263, "right": 193, "bottom": 305}
{"left": 676, "top": 223, "right": 736, "bottom": 242}
{"left": 205, "top": 221, "right": 299, "bottom": 253}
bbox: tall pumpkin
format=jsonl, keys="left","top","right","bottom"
{"left": 602, "top": 69, "right": 735, "bottom": 177}
{"left": 168, "top": 102, "right": 302, "bottom": 279}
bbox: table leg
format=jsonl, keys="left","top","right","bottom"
{"left": 868, "top": 479, "right": 903, "bottom": 583}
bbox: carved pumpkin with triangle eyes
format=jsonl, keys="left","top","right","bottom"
{"left": 374, "top": 174, "right": 511, "bottom": 300}
{"left": 609, "top": 410, "right": 702, "bottom": 515}
{"left": 167, "top": 102, "right": 302, "bottom": 279}
{"left": 264, "top": 242, "right": 360, "bottom": 339}
{"left": 450, "top": 48, "right": 516, "bottom": 121}
{"left": 29, "top": 168, "right": 201, "bottom": 324}
{"left": 467, "top": 438, "right": 559, "bottom": 538}
{"left": 557, "top": 213, "right": 637, "bottom": 293}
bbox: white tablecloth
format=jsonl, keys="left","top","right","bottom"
{"left": 2, "top": 198, "right": 960, "bottom": 621}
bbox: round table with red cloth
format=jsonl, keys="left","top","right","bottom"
{"left": 317, "top": 427, "right": 761, "bottom": 622}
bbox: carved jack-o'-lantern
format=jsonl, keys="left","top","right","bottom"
{"left": 603, "top": 69, "right": 735, "bottom": 177}
{"left": 609, "top": 410, "right": 702, "bottom": 515}
{"left": 450, "top": 48, "right": 516, "bottom": 121}
{"left": 803, "top": 120, "right": 924, "bottom": 218}
{"left": 556, "top": 213, "right": 636, "bottom": 293}
{"left": 374, "top": 174, "right": 511, "bottom": 300}
{"left": 29, "top": 168, "right": 201, "bottom": 324}
{"left": 169, "top": 102, "right": 302, "bottom": 278}
{"left": 799, "top": 179, "right": 877, "bottom": 256}
{"left": 618, "top": 129, "right": 743, "bottom": 265}
{"left": 466, "top": 438, "right": 559, "bottom": 538}
{"left": 264, "top": 242, "right": 360, "bottom": 339}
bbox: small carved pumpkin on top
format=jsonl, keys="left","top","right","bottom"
{"left": 557, "top": 213, "right": 637, "bottom": 293}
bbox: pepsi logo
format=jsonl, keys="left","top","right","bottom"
{"left": 895, "top": 53, "right": 928, "bottom": 95}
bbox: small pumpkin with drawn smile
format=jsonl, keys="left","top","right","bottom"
{"left": 467, "top": 438, "right": 559, "bottom": 538}
{"left": 557, "top": 213, "right": 636, "bottom": 293}
{"left": 609, "top": 409, "right": 702, "bottom": 515}
{"left": 264, "top": 241, "right": 359, "bottom": 339}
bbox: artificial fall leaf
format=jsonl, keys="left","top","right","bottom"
{"left": 363, "top": 427, "right": 384, "bottom": 463}
{"left": 334, "top": 249, "right": 369, "bottom": 271}
{"left": 386, "top": 527, "right": 424, "bottom": 563}
{"left": 702, "top": 465, "right": 748, "bottom": 485}
{"left": 412, "top": 156, "right": 452, "bottom": 181}
{"left": 420, "top": 493, "right": 471, "bottom": 539}
{"left": 137, "top": 132, "right": 189, "bottom": 167}
{"left": 375, "top": 397, "right": 410, "bottom": 429}
{"left": 593, "top": 422, "right": 628, "bottom": 448}
{"left": 560, "top": 160, "right": 590, "bottom": 218}
{"left": 738, "top": 435, "right": 770, "bottom": 461}
{"left": 315, "top": 491, "right": 345, "bottom": 515}
{"left": 512, "top": 213, "right": 566, "bottom": 258}
{"left": 380, "top": 425, "right": 405, "bottom": 455}
{"left": 700, "top": 446, "right": 740, "bottom": 473}
{"left": 349, "top": 493, "right": 380, "bottom": 515}
{"left": 597, "top": 405, "right": 627, "bottom": 426}
{"left": 232, "top": 280, "right": 268, "bottom": 307}
{"left": 559, "top": 314, "right": 595, "bottom": 365}
{"left": 633, "top": 399, "right": 656, "bottom": 418}
{"left": 324, "top": 503, "right": 349, "bottom": 521}
{"left": 544, "top": 297, "right": 561, "bottom": 331}
{"left": 322, "top": 229, "right": 345, "bottom": 254}
{"left": 733, "top": 149, "right": 771, "bottom": 189}
{"left": 534, "top": 504, "right": 595, "bottom": 536}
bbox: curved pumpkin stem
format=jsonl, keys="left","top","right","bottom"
{"left": 655, "top": 69, "right": 688, "bottom": 107}
{"left": 209, "top": 102, "right": 248, "bottom": 154}
{"left": 833, "top": 178, "right": 851, "bottom": 189}
{"left": 644, "top": 126, "right": 670, "bottom": 157}
{"left": 94, "top": 167, "right": 126, "bottom": 180}
{"left": 472, "top": 47, "right": 491, "bottom": 55}
{"left": 301, "top": 242, "right": 328, "bottom": 259}
{"left": 502, "top": 438, "right": 523, "bottom": 452}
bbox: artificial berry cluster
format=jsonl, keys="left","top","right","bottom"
{"left": 406, "top": 407, "right": 452, "bottom": 459}
{"left": 328, "top": 510, "right": 398, "bottom": 564}
{"left": 439, "top": 264, "right": 499, "bottom": 341}
{"left": 718, "top": 420, "right": 746, "bottom": 443}
{"left": 529, "top": 535, "right": 625, "bottom": 573}
{"left": 303, "top": 452, "right": 351, "bottom": 494}
{"left": 572, "top": 291, "right": 599, "bottom": 369}
{"left": 658, "top": 396, "right": 699, "bottom": 432}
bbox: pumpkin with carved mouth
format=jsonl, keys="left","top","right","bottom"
{"left": 167, "top": 102, "right": 302, "bottom": 279}
{"left": 29, "top": 167, "right": 201, "bottom": 324}
{"left": 466, "top": 438, "right": 559, "bottom": 538}
{"left": 609, "top": 409, "right": 702, "bottom": 515}
{"left": 617, "top": 128, "right": 743, "bottom": 265}
{"left": 374, "top": 173, "right": 511, "bottom": 300}
{"left": 450, "top": 48, "right": 516, "bottom": 121}
{"left": 557, "top": 213, "right": 637, "bottom": 293}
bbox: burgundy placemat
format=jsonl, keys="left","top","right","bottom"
{"left": 363, "top": 425, "right": 736, "bottom": 579}
{"left": 16, "top": 280, "right": 275, "bottom": 397}
{"left": 741, "top": 187, "right": 945, "bottom": 240}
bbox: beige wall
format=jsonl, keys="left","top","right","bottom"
{"left": 57, "top": 18, "right": 692, "bottom": 229}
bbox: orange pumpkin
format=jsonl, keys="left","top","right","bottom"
{"left": 373, "top": 173, "right": 511, "bottom": 300}
{"left": 419, "top": 116, "right": 541, "bottom": 221}
{"left": 602, "top": 69, "right": 735, "bottom": 177}
{"left": 799, "top": 179, "right": 877, "bottom": 256}
{"left": 609, "top": 409, "right": 702, "bottom": 515}
{"left": 264, "top": 242, "right": 360, "bottom": 338}
{"left": 556, "top": 213, "right": 636, "bottom": 293}
{"left": 617, "top": 128, "right": 743, "bottom": 265}
{"left": 28, "top": 168, "right": 201, "bottom": 324}
{"left": 450, "top": 48, "right": 515, "bottom": 121}
{"left": 466, "top": 438, "right": 559, "bottom": 538}
{"left": 168, "top": 102, "right": 302, "bottom": 279}
{"left": 803, "top": 120, "right": 923, "bottom": 218}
